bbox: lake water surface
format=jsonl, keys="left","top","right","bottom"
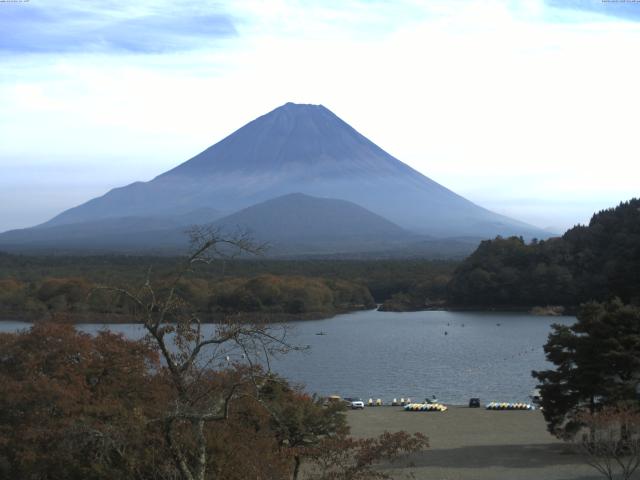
{"left": 1, "top": 309, "right": 574, "bottom": 405}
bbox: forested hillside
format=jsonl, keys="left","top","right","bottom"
{"left": 0, "top": 255, "right": 455, "bottom": 321}
{"left": 447, "top": 199, "right": 640, "bottom": 307}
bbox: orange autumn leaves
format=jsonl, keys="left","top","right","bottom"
{"left": 0, "top": 324, "right": 427, "bottom": 480}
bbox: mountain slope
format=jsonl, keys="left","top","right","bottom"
{"left": 211, "top": 193, "right": 414, "bottom": 254}
{"left": 35, "top": 102, "right": 548, "bottom": 240}
{"left": 214, "top": 193, "right": 408, "bottom": 241}
{"left": 0, "top": 208, "right": 221, "bottom": 253}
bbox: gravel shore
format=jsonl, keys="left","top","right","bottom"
{"left": 346, "top": 406, "right": 602, "bottom": 480}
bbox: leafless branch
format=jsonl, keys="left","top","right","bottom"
{"left": 92, "top": 226, "right": 305, "bottom": 480}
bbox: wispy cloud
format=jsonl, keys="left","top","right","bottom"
{"left": 0, "top": 1, "right": 236, "bottom": 54}
{"left": 545, "top": 0, "right": 640, "bottom": 22}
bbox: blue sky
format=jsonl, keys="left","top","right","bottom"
{"left": 1, "top": 0, "right": 639, "bottom": 232}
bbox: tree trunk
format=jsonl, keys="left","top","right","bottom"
{"left": 194, "top": 419, "right": 207, "bottom": 480}
{"left": 164, "top": 418, "right": 196, "bottom": 480}
{"left": 589, "top": 396, "right": 596, "bottom": 442}
{"left": 292, "top": 455, "right": 301, "bottom": 480}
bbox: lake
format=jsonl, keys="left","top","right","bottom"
{"left": 0, "top": 309, "right": 574, "bottom": 405}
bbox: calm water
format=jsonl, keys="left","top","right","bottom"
{"left": 0, "top": 310, "right": 574, "bottom": 405}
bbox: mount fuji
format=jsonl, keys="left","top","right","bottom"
{"left": 0, "top": 102, "right": 550, "bottom": 255}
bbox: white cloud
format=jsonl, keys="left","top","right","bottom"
{"left": 0, "top": 0, "right": 638, "bottom": 231}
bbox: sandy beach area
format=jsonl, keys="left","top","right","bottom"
{"left": 346, "top": 406, "right": 602, "bottom": 480}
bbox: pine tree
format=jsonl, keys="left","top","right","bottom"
{"left": 533, "top": 299, "right": 640, "bottom": 438}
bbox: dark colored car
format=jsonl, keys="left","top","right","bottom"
{"left": 469, "top": 398, "right": 481, "bottom": 408}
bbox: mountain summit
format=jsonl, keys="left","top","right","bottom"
{"left": 162, "top": 102, "right": 414, "bottom": 177}
{"left": 2, "top": 102, "right": 549, "bottom": 253}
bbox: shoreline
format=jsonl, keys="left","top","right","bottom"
{"left": 0, "top": 304, "right": 578, "bottom": 324}
{"left": 0, "top": 307, "right": 371, "bottom": 324}
{"left": 379, "top": 304, "right": 578, "bottom": 316}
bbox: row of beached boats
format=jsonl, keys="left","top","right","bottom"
{"left": 403, "top": 401, "right": 535, "bottom": 412}
{"left": 485, "top": 402, "right": 536, "bottom": 410}
{"left": 403, "top": 403, "right": 449, "bottom": 412}
{"left": 329, "top": 389, "right": 542, "bottom": 412}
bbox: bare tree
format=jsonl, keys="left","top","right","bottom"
{"left": 576, "top": 405, "right": 640, "bottom": 480}
{"left": 98, "top": 226, "right": 298, "bottom": 480}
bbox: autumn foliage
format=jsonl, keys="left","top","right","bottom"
{"left": 0, "top": 323, "right": 427, "bottom": 479}
{"left": 0, "top": 274, "right": 375, "bottom": 322}
{"left": 0, "top": 323, "right": 166, "bottom": 479}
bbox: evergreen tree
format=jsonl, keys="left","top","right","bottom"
{"left": 448, "top": 198, "right": 640, "bottom": 307}
{"left": 533, "top": 300, "right": 640, "bottom": 438}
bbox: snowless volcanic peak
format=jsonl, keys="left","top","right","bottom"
{"left": 161, "top": 102, "right": 412, "bottom": 177}
{"left": 33, "top": 102, "right": 548, "bottom": 240}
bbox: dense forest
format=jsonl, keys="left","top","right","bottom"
{"left": 0, "top": 254, "right": 456, "bottom": 321}
{"left": 447, "top": 198, "right": 640, "bottom": 308}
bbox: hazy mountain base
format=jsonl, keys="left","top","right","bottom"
{"left": 0, "top": 227, "right": 482, "bottom": 260}
{"left": 0, "top": 238, "right": 480, "bottom": 259}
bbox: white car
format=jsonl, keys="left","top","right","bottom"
{"left": 348, "top": 398, "right": 365, "bottom": 409}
